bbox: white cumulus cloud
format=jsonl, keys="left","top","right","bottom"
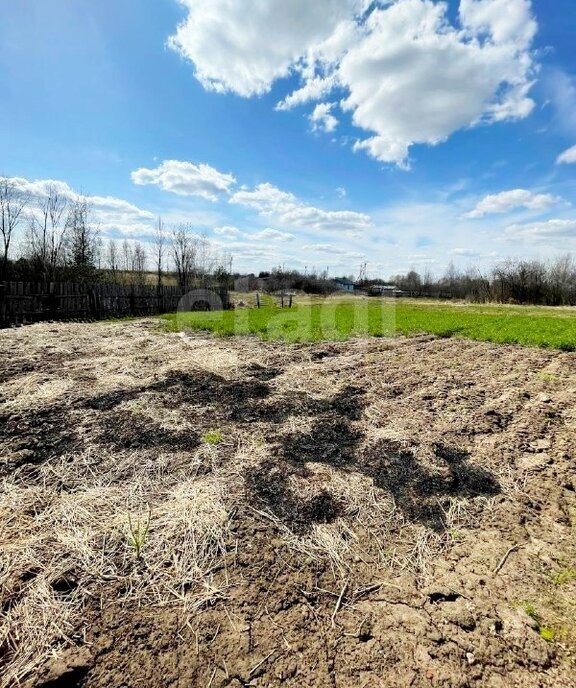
{"left": 168, "top": 0, "right": 358, "bottom": 97}
{"left": 557, "top": 145, "right": 576, "bottom": 165}
{"left": 459, "top": 0, "right": 536, "bottom": 45}
{"left": 303, "top": 243, "right": 364, "bottom": 258}
{"left": 131, "top": 160, "right": 236, "bottom": 201}
{"left": 310, "top": 103, "right": 338, "bottom": 133}
{"left": 230, "top": 182, "right": 372, "bottom": 233}
{"left": 342, "top": 0, "right": 537, "bottom": 166}
{"left": 465, "top": 189, "right": 561, "bottom": 218}
{"left": 169, "top": 0, "right": 539, "bottom": 167}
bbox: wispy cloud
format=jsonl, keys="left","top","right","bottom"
{"left": 546, "top": 69, "right": 576, "bottom": 136}
{"left": 505, "top": 218, "right": 576, "bottom": 240}
{"left": 557, "top": 144, "right": 576, "bottom": 165}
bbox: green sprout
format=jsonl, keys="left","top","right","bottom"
{"left": 551, "top": 568, "right": 576, "bottom": 586}
{"left": 126, "top": 507, "right": 151, "bottom": 561}
{"left": 521, "top": 602, "right": 539, "bottom": 622}
{"left": 202, "top": 430, "right": 223, "bottom": 446}
{"left": 537, "top": 371, "right": 558, "bottom": 383}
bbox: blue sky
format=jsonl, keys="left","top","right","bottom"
{"left": 1, "top": 0, "right": 576, "bottom": 277}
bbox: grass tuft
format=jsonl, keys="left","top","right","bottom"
{"left": 551, "top": 568, "right": 576, "bottom": 586}
{"left": 126, "top": 507, "right": 151, "bottom": 561}
{"left": 202, "top": 430, "right": 223, "bottom": 446}
{"left": 540, "top": 627, "right": 556, "bottom": 642}
{"left": 520, "top": 601, "right": 540, "bottom": 622}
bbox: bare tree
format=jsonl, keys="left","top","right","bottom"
{"left": 132, "top": 242, "right": 147, "bottom": 284}
{"left": 94, "top": 235, "right": 103, "bottom": 270}
{"left": 471, "top": 266, "right": 493, "bottom": 303}
{"left": 0, "top": 177, "right": 28, "bottom": 278}
{"left": 493, "top": 259, "right": 546, "bottom": 305}
{"left": 25, "top": 183, "right": 69, "bottom": 280}
{"left": 106, "top": 239, "right": 119, "bottom": 282}
{"left": 213, "top": 250, "right": 233, "bottom": 288}
{"left": 120, "top": 238, "right": 132, "bottom": 283}
{"left": 548, "top": 254, "right": 576, "bottom": 305}
{"left": 442, "top": 261, "right": 459, "bottom": 295}
{"left": 171, "top": 224, "right": 197, "bottom": 290}
{"left": 402, "top": 270, "right": 422, "bottom": 295}
{"left": 422, "top": 267, "right": 433, "bottom": 296}
{"left": 121, "top": 239, "right": 131, "bottom": 271}
{"left": 154, "top": 217, "right": 166, "bottom": 291}
{"left": 65, "top": 195, "right": 99, "bottom": 279}
{"left": 196, "top": 232, "right": 217, "bottom": 281}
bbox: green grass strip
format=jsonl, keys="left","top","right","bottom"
{"left": 160, "top": 300, "right": 576, "bottom": 350}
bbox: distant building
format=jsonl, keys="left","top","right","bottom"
{"left": 333, "top": 277, "right": 356, "bottom": 293}
{"left": 367, "top": 284, "right": 404, "bottom": 297}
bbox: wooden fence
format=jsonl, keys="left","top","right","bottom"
{"left": 0, "top": 282, "right": 230, "bottom": 327}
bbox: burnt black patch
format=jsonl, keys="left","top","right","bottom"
{"left": 84, "top": 370, "right": 270, "bottom": 415}
{"left": 37, "top": 665, "right": 90, "bottom": 688}
{"left": 433, "top": 442, "right": 501, "bottom": 497}
{"left": 0, "top": 408, "right": 79, "bottom": 477}
{"left": 0, "top": 361, "right": 37, "bottom": 384}
{"left": 246, "top": 385, "right": 366, "bottom": 425}
{"left": 84, "top": 373, "right": 365, "bottom": 430}
{"left": 84, "top": 389, "right": 142, "bottom": 411}
{"left": 250, "top": 408, "right": 501, "bottom": 533}
{"left": 242, "top": 363, "right": 283, "bottom": 382}
{"left": 157, "top": 370, "right": 269, "bottom": 405}
{"left": 245, "top": 460, "right": 344, "bottom": 534}
{"left": 252, "top": 391, "right": 323, "bottom": 423}
{"left": 303, "top": 490, "right": 344, "bottom": 524}
{"left": 98, "top": 410, "right": 199, "bottom": 451}
{"left": 428, "top": 591, "right": 461, "bottom": 604}
{"left": 281, "top": 419, "right": 362, "bottom": 468}
{"left": 358, "top": 439, "right": 500, "bottom": 531}
{"left": 327, "top": 385, "right": 367, "bottom": 421}
{"left": 310, "top": 348, "right": 339, "bottom": 361}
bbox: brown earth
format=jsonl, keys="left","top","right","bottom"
{"left": 0, "top": 320, "right": 575, "bottom": 688}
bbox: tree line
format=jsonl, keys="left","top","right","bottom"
{"left": 0, "top": 177, "right": 232, "bottom": 289}
{"left": 388, "top": 257, "right": 576, "bottom": 306}
{"left": 256, "top": 259, "right": 576, "bottom": 307}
